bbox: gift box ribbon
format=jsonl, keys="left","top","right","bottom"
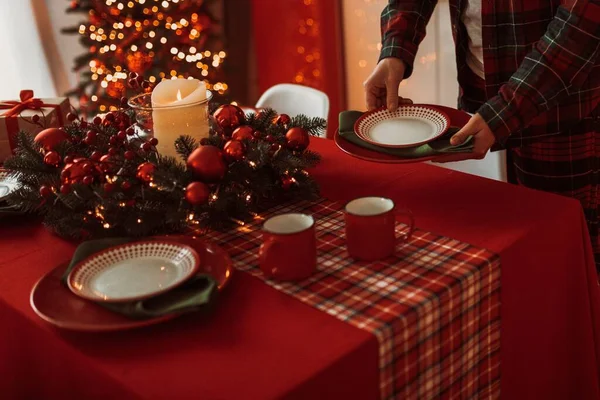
{"left": 0, "top": 90, "right": 64, "bottom": 153}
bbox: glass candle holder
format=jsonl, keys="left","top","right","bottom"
{"left": 128, "top": 90, "right": 213, "bottom": 158}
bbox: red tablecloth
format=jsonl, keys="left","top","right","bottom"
{"left": 1, "top": 138, "right": 600, "bottom": 399}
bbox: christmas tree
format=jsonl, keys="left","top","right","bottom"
{"left": 63, "top": 0, "right": 227, "bottom": 117}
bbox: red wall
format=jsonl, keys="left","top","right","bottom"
{"left": 252, "top": 0, "right": 346, "bottom": 138}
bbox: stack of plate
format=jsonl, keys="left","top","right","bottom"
{"left": 335, "top": 104, "right": 471, "bottom": 164}
{"left": 31, "top": 236, "right": 234, "bottom": 332}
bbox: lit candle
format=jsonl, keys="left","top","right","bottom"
{"left": 151, "top": 78, "right": 211, "bottom": 158}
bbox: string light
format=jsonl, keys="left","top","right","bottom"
{"left": 76, "top": 0, "right": 228, "bottom": 112}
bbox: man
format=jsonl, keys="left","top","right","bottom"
{"left": 364, "top": 0, "right": 600, "bottom": 271}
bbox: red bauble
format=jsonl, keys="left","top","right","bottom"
{"left": 275, "top": 114, "right": 291, "bottom": 126}
{"left": 231, "top": 125, "right": 254, "bottom": 141}
{"left": 186, "top": 145, "right": 227, "bottom": 182}
{"left": 82, "top": 175, "right": 94, "bottom": 185}
{"left": 103, "top": 182, "right": 117, "bottom": 193}
{"left": 213, "top": 104, "right": 245, "bottom": 135}
{"left": 121, "top": 181, "right": 132, "bottom": 191}
{"left": 223, "top": 140, "right": 246, "bottom": 162}
{"left": 34, "top": 128, "right": 68, "bottom": 151}
{"left": 124, "top": 150, "right": 135, "bottom": 160}
{"left": 136, "top": 162, "right": 156, "bottom": 183}
{"left": 61, "top": 163, "right": 86, "bottom": 183}
{"left": 39, "top": 185, "right": 52, "bottom": 198}
{"left": 281, "top": 176, "right": 295, "bottom": 190}
{"left": 66, "top": 112, "right": 77, "bottom": 122}
{"left": 285, "top": 127, "right": 310, "bottom": 151}
{"left": 185, "top": 182, "right": 211, "bottom": 205}
{"left": 44, "top": 151, "right": 61, "bottom": 167}
{"left": 60, "top": 183, "right": 71, "bottom": 194}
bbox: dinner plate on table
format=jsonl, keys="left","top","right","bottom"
{"left": 336, "top": 105, "right": 471, "bottom": 164}
{"left": 354, "top": 105, "right": 450, "bottom": 148}
{"left": 30, "top": 237, "right": 233, "bottom": 332}
{"left": 67, "top": 240, "right": 201, "bottom": 303}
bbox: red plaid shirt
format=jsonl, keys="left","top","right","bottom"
{"left": 380, "top": 0, "right": 600, "bottom": 269}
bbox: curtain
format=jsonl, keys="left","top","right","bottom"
{"left": 0, "top": 0, "right": 56, "bottom": 98}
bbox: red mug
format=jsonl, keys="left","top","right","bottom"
{"left": 259, "top": 213, "right": 317, "bottom": 281}
{"left": 344, "top": 196, "right": 415, "bottom": 261}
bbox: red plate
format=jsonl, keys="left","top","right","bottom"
{"left": 30, "top": 236, "right": 233, "bottom": 332}
{"left": 335, "top": 105, "right": 471, "bottom": 164}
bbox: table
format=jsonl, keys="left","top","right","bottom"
{"left": 1, "top": 138, "right": 600, "bottom": 399}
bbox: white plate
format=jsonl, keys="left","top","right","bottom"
{"left": 354, "top": 105, "right": 450, "bottom": 148}
{"left": 67, "top": 241, "right": 200, "bottom": 303}
{"left": 0, "top": 170, "right": 21, "bottom": 200}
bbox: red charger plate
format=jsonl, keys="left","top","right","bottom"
{"left": 335, "top": 104, "right": 471, "bottom": 164}
{"left": 30, "top": 236, "right": 233, "bottom": 332}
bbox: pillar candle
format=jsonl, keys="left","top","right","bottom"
{"left": 151, "top": 78, "right": 210, "bottom": 158}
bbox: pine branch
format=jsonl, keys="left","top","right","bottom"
{"left": 174, "top": 135, "right": 199, "bottom": 161}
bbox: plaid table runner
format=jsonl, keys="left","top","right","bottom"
{"left": 206, "top": 199, "right": 501, "bottom": 399}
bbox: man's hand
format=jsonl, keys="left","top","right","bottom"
{"left": 364, "top": 58, "right": 412, "bottom": 111}
{"left": 434, "top": 113, "right": 496, "bottom": 163}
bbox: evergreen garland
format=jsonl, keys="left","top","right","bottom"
{"left": 3, "top": 105, "right": 324, "bottom": 239}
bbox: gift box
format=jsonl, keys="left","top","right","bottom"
{"left": 0, "top": 90, "right": 71, "bottom": 162}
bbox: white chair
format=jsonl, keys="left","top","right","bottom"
{"left": 255, "top": 84, "right": 330, "bottom": 137}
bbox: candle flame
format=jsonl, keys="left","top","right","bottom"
{"left": 176, "top": 89, "right": 182, "bottom": 101}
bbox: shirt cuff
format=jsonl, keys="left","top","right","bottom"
{"left": 378, "top": 37, "right": 418, "bottom": 80}
{"left": 476, "top": 95, "right": 522, "bottom": 148}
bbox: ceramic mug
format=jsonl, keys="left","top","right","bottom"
{"left": 344, "top": 196, "right": 415, "bottom": 261}
{"left": 259, "top": 213, "right": 317, "bottom": 281}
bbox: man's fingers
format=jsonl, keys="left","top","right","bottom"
{"left": 365, "top": 86, "right": 378, "bottom": 111}
{"left": 385, "top": 78, "right": 401, "bottom": 111}
{"left": 450, "top": 116, "right": 480, "bottom": 145}
{"left": 398, "top": 97, "right": 413, "bottom": 105}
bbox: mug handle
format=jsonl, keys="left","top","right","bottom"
{"left": 394, "top": 208, "right": 415, "bottom": 242}
{"left": 259, "top": 237, "right": 280, "bottom": 275}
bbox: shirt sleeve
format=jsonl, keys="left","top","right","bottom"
{"left": 379, "top": 0, "right": 438, "bottom": 79}
{"left": 477, "top": 0, "right": 600, "bottom": 146}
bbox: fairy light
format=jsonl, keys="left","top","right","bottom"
{"left": 74, "top": 0, "right": 227, "bottom": 113}
{"left": 137, "top": 218, "right": 143, "bottom": 224}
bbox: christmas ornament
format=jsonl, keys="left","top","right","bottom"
{"left": 90, "top": 151, "right": 102, "bottom": 161}
{"left": 213, "top": 104, "right": 245, "bottom": 135}
{"left": 103, "top": 183, "right": 117, "bottom": 193}
{"left": 44, "top": 151, "right": 61, "bottom": 167}
{"left": 67, "top": 113, "right": 77, "bottom": 122}
{"left": 285, "top": 127, "right": 310, "bottom": 151}
{"left": 185, "top": 182, "right": 210, "bottom": 205}
{"left": 141, "top": 142, "right": 153, "bottom": 152}
{"left": 136, "top": 162, "right": 156, "bottom": 183}
{"left": 106, "top": 80, "right": 126, "bottom": 99}
{"left": 113, "top": 111, "right": 131, "bottom": 131}
{"left": 281, "top": 176, "right": 295, "bottom": 190}
{"left": 82, "top": 176, "right": 94, "bottom": 185}
{"left": 231, "top": 126, "right": 254, "bottom": 141}
{"left": 223, "top": 140, "right": 245, "bottom": 162}
{"left": 275, "top": 114, "right": 291, "bottom": 126}
{"left": 60, "top": 183, "right": 71, "bottom": 194}
{"left": 92, "top": 116, "right": 102, "bottom": 125}
{"left": 186, "top": 145, "right": 227, "bottom": 182}
{"left": 265, "top": 135, "right": 276, "bottom": 143}
{"left": 34, "top": 128, "right": 68, "bottom": 151}
{"left": 31, "top": 115, "right": 41, "bottom": 124}
{"left": 39, "top": 185, "right": 52, "bottom": 198}
{"left": 61, "top": 163, "right": 86, "bottom": 184}
{"left": 124, "top": 151, "right": 135, "bottom": 160}
{"left": 121, "top": 181, "right": 132, "bottom": 191}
